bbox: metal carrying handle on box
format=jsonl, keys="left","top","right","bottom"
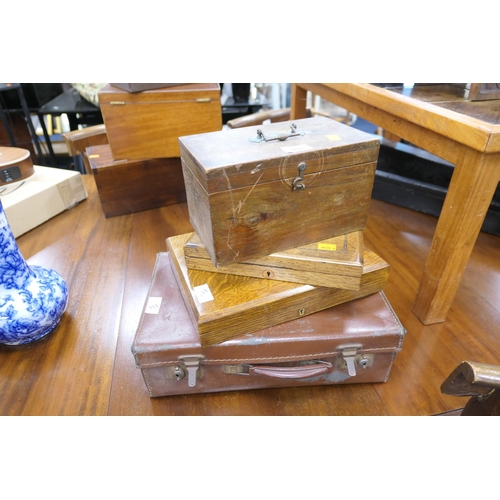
{"left": 256, "top": 123, "right": 301, "bottom": 142}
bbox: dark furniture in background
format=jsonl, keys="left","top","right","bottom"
{"left": 0, "top": 83, "right": 60, "bottom": 164}
{"left": 221, "top": 83, "right": 268, "bottom": 124}
{"left": 37, "top": 87, "right": 103, "bottom": 167}
{"left": 0, "top": 83, "right": 102, "bottom": 170}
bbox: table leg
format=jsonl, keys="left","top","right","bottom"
{"left": 413, "top": 148, "right": 500, "bottom": 324}
{"left": 290, "top": 84, "right": 308, "bottom": 120}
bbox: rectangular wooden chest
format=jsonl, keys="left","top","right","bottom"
{"left": 166, "top": 233, "right": 389, "bottom": 347}
{"left": 98, "top": 83, "right": 222, "bottom": 160}
{"left": 178, "top": 116, "right": 380, "bottom": 266}
{"left": 87, "top": 144, "right": 186, "bottom": 218}
{"left": 132, "top": 252, "right": 405, "bottom": 397}
{"left": 183, "top": 230, "right": 363, "bottom": 289}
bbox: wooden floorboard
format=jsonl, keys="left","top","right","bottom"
{"left": 363, "top": 199, "right": 500, "bottom": 415}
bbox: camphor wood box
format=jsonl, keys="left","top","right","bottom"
{"left": 178, "top": 116, "right": 380, "bottom": 267}
{"left": 166, "top": 233, "right": 389, "bottom": 347}
{"left": 87, "top": 144, "right": 186, "bottom": 218}
{"left": 98, "top": 83, "right": 222, "bottom": 160}
{"left": 132, "top": 252, "right": 404, "bottom": 397}
{"left": 183, "top": 230, "right": 363, "bottom": 289}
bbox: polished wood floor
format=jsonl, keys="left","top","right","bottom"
{"left": 364, "top": 198, "right": 500, "bottom": 415}
{"left": 2, "top": 175, "right": 500, "bottom": 415}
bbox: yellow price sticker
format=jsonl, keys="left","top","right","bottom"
{"left": 326, "top": 134, "right": 342, "bottom": 141}
{"left": 318, "top": 243, "right": 337, "bottom": 251}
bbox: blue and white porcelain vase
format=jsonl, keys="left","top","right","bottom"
{"left": 0, "top": 200, "right": 68, "bottom": 345}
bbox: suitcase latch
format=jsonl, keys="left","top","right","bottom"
{"left": 177, "top": 355, "right": 205, "bottom": 387}
{"left": 337, "top": 344, "right": 373, "bottom": 377}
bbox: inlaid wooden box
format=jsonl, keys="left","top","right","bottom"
{"left": 166, "top": 233, "right": 389, "bottom": 347}
{"left": 98, "top": 83, "right": 222, "bottom": 160}
{"left": 178, "top": 116, "right": 379, "bottom": 267}
{"left": 87, "top": 144, "right": 186, "bottom": 218}
{"left": 183, "top": 230, "right": 363, "bottom": 289}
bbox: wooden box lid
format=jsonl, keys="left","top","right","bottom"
{"left": 178, "top": 116, "right": 379, "bottom": 193}
{"left": 98, "top": 83, "right": 221, "bottom": 105}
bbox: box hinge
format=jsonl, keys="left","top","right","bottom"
{"left": 110, "top": 101, "right": 126, "bottom": 106}
{"left": 196, "top": 98, "right": 212, "bottom": 103}
{"left": 337, "top": 344, "right": 373, "bottom": 377}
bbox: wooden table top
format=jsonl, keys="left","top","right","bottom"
{"left": 378, "top": 84, "right": 500, "bottom": 125}
{"left": 2, "top": 173, "right": 500, "bottom": 416}
{"left": 299, "top": 83, "right": 500, "bottom": 154}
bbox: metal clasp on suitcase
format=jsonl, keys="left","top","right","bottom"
{"left": 337, "top": 344, "right": 374, "bottom": 377}
{"left": 167, "top": 355, "right": 205, "bottom": 388}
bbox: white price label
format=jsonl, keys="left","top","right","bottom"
{"left": 194, "top": 283, "right": 214, "bottom": 304}
{"left": 145, "top": 296, "right": 162, "bottom": 314}
{"left": 281, "top": 144, "right": 313, "bottom": 153}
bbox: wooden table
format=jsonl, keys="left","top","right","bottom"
{"left": 291, "top": 83, "right": 500, "bottom": 325}
{"left": 3, "top": 172, "right": 500, "bottom": 416}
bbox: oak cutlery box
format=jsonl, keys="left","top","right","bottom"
{"left": 98, "top": 83, "right": 222, "bottom": 161}
{"left": 178, "top": 116, "right": 380, "bottom": 267}
{"left": 166, "top": 233, "right": 389, "bottom": 347}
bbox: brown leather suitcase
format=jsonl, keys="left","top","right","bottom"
{"left": 98, "top": 83, "right": 222, "bottom": 160}
{"left": 183, "top": 230, "right": 364, "bottom": 289}
{"left": 131, "top": 252, "right": 405, "bottom": 397}
{"left": 178, "top": 116, "right": 379, "bottom": 266}
{"left": 87, "top": 144, "right": 186, "bottom": 217}
{"left": 166, "top": 233, "right": 389, "bottom": 347}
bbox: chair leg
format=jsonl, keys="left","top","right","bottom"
{"left": 37, "top": 112, "right": 58, "bottom": 167}
{"left": 15, "top": 86, "right": 46, "bottom": 165}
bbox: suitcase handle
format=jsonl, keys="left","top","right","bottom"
{"left": 248, "top": 361, "right": 332, "bottom": 379}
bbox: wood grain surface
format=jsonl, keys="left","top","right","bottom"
{"left": 179, "top": 116, "right": 379, "bottom": 266}
{"left": 183, "top": 231, "right": 363, "bottom": 289}
{"left": 3, "top": 173, "right": 500, "bottom": 415}
{"left": 182, "top": 156, "right": 377, "bottom": 266}
{"left": 167, "top": 233, "right": 389, "bottom": 346}
{"left": 87, "top": 144, "right": 187, "bottom": 217}
{"left": 98, "top": 83, "right": 222, "bottom": 160}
